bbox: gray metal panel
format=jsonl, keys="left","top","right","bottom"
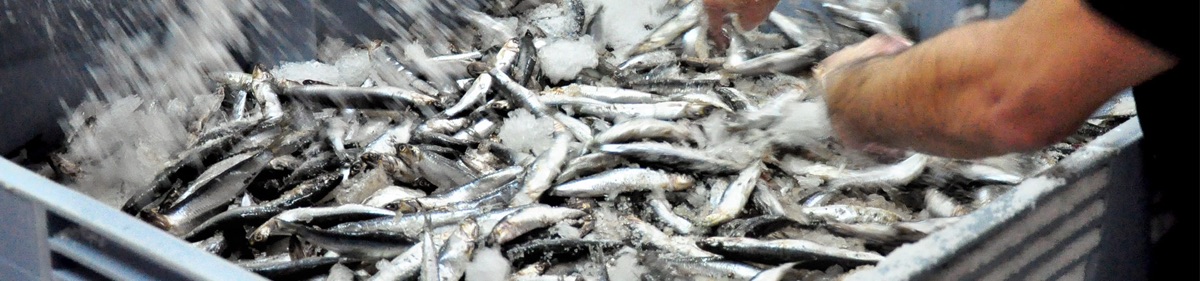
{"left": 845, "top": 118, "right": 1148, "bottom": 280}
{"left": 0, "top": 189, "right": 51, "bottom": 281}
{"left": 0, "top": 159, "right": 266, "bottom": 281}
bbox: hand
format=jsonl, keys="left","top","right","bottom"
{"left": 814, "top": 34, "right": 913, "bottom": 83}
{"left": 703, "top": 0, "right": 782, "bottom": 49}
{"left": 817, "top": 34, "right": 912, "bottom": 155}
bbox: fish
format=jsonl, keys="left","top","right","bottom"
{"left": 703, "top": 161, "right": 764, "bottom": 226}
{"left": 699, "top": 236, "right": 885, "bottom": 267}
{"left": 600, "top": 142, "right": 745, "bottom": 175}
{"left": 550, "top": 168, "right": 695, "bottom": 198}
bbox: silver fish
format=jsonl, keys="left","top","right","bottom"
{"left": 723, "top": 44, "right": 821, "bottom": 75}
{"left": 442, "top": 73, "right": 493, "bottom": 118}
{"left": 925, "top": 188, "right": 971, "bottom": 218}
{"left": 703, "top": 161, "right": 764, "bottom": 226}
{"left": 626, "top": 215, "right": 721, "bottom": 260}
{"left": 628, "top": 0, "right": 703, "bottom": 56}
{"left": 592, "top": 118, "right": 693, "bottom": 146}
{"left": 573, "top": 101, "right": 711, "bottom": 121}
{"left": 436, "top": 218, "right": 479, "bottom": 281}
{"left": 699, "top": 237, "right": 885, "bottom": 266}
{"left": 555, "top": 152, "right": 626, "bottom": 184}
{"left": 826, "top": 153, "right": 929, "bottom": 194}
{"left": 801, "top": 204, "right": 903, "bottom": 224}
{"left": 550, "top": 168, "right": 695, "bottom": 197}
{"left": 648, "top": 195, "right": 695, "bottom": 235}
{"left": 600, "top": 142, "right": 744, "bottom": 175}
{"left": 511, "top": 131, "right": 573, "bottom": 206}
{"left": 488, "top": 204, "right": 585, "bottom": 245}
{"left": 151, "top": 150, "right": 272, "bottom": 235}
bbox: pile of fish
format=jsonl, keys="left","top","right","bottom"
{"left": 53, "top": 0, "right": 1133, "bottom": 280}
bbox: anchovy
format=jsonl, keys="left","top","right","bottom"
{"left": 511, "top": 131, "right": 573, "bottom": 206}
{"left": 628, "top": 0, "right": 703, "bottom": 56}
{"left": 490, "top": 38, "right": 522, "bottom": 74}
{"left": 703, "top": 161, "right": 764, "bottom": 226}
{"left": 461, "top": 148, "right": 505, "bottom": 174}
{"left": 238, "top": 257, "right": 345, "bottom": 281}
{"left": 750, "top": 262, "right": 799, "bottom": 281}
{"left": 250, "top": 69, "right": 285, "bottom": 121}
{"left": 714, "top": 87, "right": 758, "bottom": 112}
{"left": 723, "top": 44, "right": 821, "bottom": 75}
{"left": 442, "top": 74, "right": 493, "bottom": 118}
{"left": 292, "top": 222, "right": 417, "bottom": 260}
{"left": 149, "top": 149, "right": 272, "bottom": 235}
{"left": 488, "top": 205, "right": 586, "bottom": 245}
{"left": 648, "top": 195, "right": 695, "bottom": 235}
{"left": 183, "top": 205, "right": 284, "bottom": 242}
{"left": 600, "top": 142, "right": 744, "bottom": 175}
{"left": 505, "top": 239, "right": 623, "bottom": 269}
{"left": 824, "top": 217, "right": 960, "bottom": 246}
{"left": 554, "top": 153, "right": 626, "bottom": 184}
{"left": 626, "top": 215, "right": 721, "bottom": 260}
{"left": 924, "top": 188, "right": 971, "bottom": 218}
{"left": 767, "top": 12, "right": 822, "bottom": 49}
{"left": 751, "top": 182, "right": 788, "bottom": 217}
{"left": 277, "top": 84, "right": 442, "bottom": 111}
{"left": 573, "top": 101, "right": 711, "bottom": 121}
{"left": 191, "top": 234, "right": 227, "bottom": 256}
{"left": 368, "top": 227, "right": 457, "bottom": 281}
{"left": 553, "top": 113, "right": 595, "bottom": 144}
{"left": 617, "top": 50, "right": 680, "bottom": 72}
{"left": 699, "top": 237, "right": 885, "bottom": 267}
{"left": 550, "top": 168, "right": 695, "bottom": 197}
{"left": 681, "top": 26, "right": 711, "bottom": 59}
{"left": 417, "top": 118, "right": 472, "bottom": 135}
{"left": 801, "top": 204, "right": 903, "bottom": 224}
{"left": 670, "top": 92, "right": 734, "bottom": 113}
{"left": 395, "top": 166, "right": 524, "bottom": 212}
{"left": 363, "top": 186, "right": 428, "bottom": 209}
{"left": 660, "top": 260, "right": 763, "bottom": 281}
{"left": 333, "top": 209, "right": 485, "bottom": 239}
{"left": 489, "top": 69, "right": 553, "bottom": 118}
{"left": 397, "top": 144, "right": 479, "bottom": 192}
{"left": 452, "top": 117, "right": 498, "bottom": 142}
{"left": 122, "top": 132, "right": 243, "bottom": 215}
{"left": 715, "top": 215, "right": 806, "bottom": 238}
{"left": 822, "top": 3, "right": 907, "bottom": 39}
{"left": 546, "top": 84, "right": 667, "bottom": 104}
{"left": 250, "top": 204, "right": 395, "bottom": 243}
{"left": 826, "top": 154, "right": 930, "bottom": 194}
{"left": 592, "top": 118, "right": 693, "bottom": 146}
{"left": 436, "top": 219, "right": 479, "bottom": 281}
{"left": 362, "top": 119, "right": 416, "bottom": 158}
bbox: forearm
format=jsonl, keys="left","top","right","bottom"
{"left": 825, "top": 20, "right": 1013, "bottom": 158}
{"left": 824, "top": 0, "right": 1177, "bottom": 159}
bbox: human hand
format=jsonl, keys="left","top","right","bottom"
{"left": 703, "top": 0, "right": 782, "bottom": 49}
{"left": 817, "top": 34, "right": 912, "bottom": 155}
{"left": 814, "top": 34, "right": 913, "bottom": 82}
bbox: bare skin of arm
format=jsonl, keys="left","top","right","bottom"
{"left": 820, "top": 0, "right": 1177, "bottom": 159}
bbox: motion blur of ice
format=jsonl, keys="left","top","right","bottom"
{"left": 273, "top": 47, "right": 371, "bottom": 86}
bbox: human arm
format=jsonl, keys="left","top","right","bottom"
{"left": 820, "top": 0, "right": 1178, "bottom": 159}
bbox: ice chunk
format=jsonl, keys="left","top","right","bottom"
{"left": 497, "top": 109, "right": 557, "bottom": 156}
{"left": 537, "top": 36, "right": 599, "bottom": 83}
{"left": 465, "top": 247, "right": 510, "bottom": 281}
{"left": 588, "top": 0, "right": 674, "bottom": 61}
{"left": 325, "top": 263, "right": 354, "bottom": 281}
{"left": 606, "top": 247, "right": 647, "bottom": 281}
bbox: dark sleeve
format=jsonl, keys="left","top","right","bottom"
{"left": 1084, "top": 0, "right": 1197, "bottom": 61}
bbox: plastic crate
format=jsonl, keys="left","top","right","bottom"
{"left": 2, "top": 0, "right": 1148, "bottom": 280}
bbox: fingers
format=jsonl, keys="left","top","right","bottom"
{"left": 703, "top": 0, "right": 782, "bottom": 50}
{"left": 814, "top": 34, "right": 913, "bottom": 81}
